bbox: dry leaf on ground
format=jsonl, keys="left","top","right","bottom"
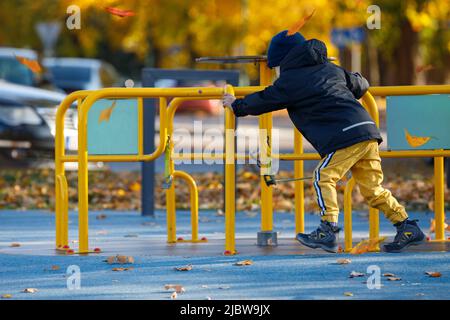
{"left": 383, "top": 273, "right": 396, "bottom": 277}
{"left": 164, "top": 284, "right": 185, "bottom": 293}
{"left": 1, "top": 294, "right": 12, "bottom": 299}
{"left": 234, "top": 260, "right": 253, "bottom": 266}
{"left": 387, "top": 277, "right": 401, "bottom": 281}
{"left": 112, "top": 267, "right": 133, "bottom": 272}
{"left": 175, "top": 264, "right": 193, "bottom": 271}
{"left": 10, "top": 243, "right": 21, "bottom": 247}
{"left": 344, "top": 292, "right": 354, "bottom": 296}
{"left": 23, "top": 288, "right": 38, "bottom": 293}
{"left": 170, "top": 292, "right": 178, "bottom": 299}
{"left": 425, "top": 271, "right": 442, "bottom": 278}
{"left": 349, "top": 271, "right": 365, "bottom": 278}
{"left": 336, "top": 258, "right": 351, "bottom": 265}
{"left": 106, "top": 255, "right": 134, "bottom": 265}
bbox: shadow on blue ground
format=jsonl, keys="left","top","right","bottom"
{"left": 0, "top": 210, "right": 448, "bottom": 300}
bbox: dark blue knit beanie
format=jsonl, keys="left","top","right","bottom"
{"left": 267, "top": 30, "right": 306, "bottom": 68}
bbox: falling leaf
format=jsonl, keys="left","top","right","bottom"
{"left": 234, "top": 260, "right": 253, "bottom": 266}
{"left": 287, "top": 9, "right": 316, "bottom": 36}
{"left": 98, "top": 101, "right": 117, "bottom": 124}
{"left": 336, "top": 258, "right": 351, "bottom": 265}
{"left": 344, "top": 292, "right": 353, "bottom": 297}
{"left": 387, "top": 277, "right": 401, "bottom": 281}
{"left": 10, "top": 243, "right": 21, "bottom": 247}
{"left": 23, "top": 288, "right": 38, "bottom": 293}
{"left": 105, "top": 7, "right": 136, "bottom": 18}
{"left": 425, "top": 271, "right": 442, "bottom": 278}
{"left": 15, "top": 55, "right": 42, "bottom": 73}
{"left": 350, "top": 237, "right": 386, "bottom": 255}
{"left": 415, "top": 64, "right": 434, "bottom": 74}
{"left": 170, "top": 291, "right": 177, "bottom": 299}
{"left": 164, "top": 284, "right": 185, "bottom": 293}
{"left": 404, "top": 129, "right": 433, "bottom": 148}
{"left": 175, "top": 264, "right": 193, "bottom": 271}
{"left": 349, "top": 271, "right": 365, "bottom": 278}
{"left": 1, "top": 294, "right": 12, "bottom": 299}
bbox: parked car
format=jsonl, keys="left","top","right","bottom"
{"left": 43, "top": 58, "right": 121, "bottom": 93}
{"left": 0, "top": 81, "right": 78, "bottom": 156}
{"left": 0, "top": 97, "right": 54, "bottom": 164}
{"left": 0, "top": 47, "right": 38, "bottom": 87}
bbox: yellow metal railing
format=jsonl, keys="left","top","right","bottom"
{"left": 54, "top": 84, "right": 450, "bottom": 254}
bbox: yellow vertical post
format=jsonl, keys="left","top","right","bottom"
{"left": 77, "top": 101, "right": 89, "bottom": 253}
{"left": 224, "top": 85, "right": 236, "bottom": 254}
{"left": 434, "top": 156, "right": 445, "bottom": 241}
{"left": 294, "top": 128, "right": 305, "bottom": 234}
{"left": 165, "top": 99, "right": 177, "bottom": 243}
{"left": 259, "top": 61, "right": 273, "bottom": 232}
{"left": 344, "top": 178, "right": 356, "bottom": 251}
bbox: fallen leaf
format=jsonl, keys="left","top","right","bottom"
{"left": 287, "top": 9, "right": 316, "bottom": 36}
{"left": 336, "top": 258, "right": 351, "bottom": 265}
{"left": 349, "top": 271, "right": 365, "bottom": 278}
{"left": 112, "top": 267, "right": 133, "bottom": 272}
{"left": 425, "top": 271, "right": 442, "bottom": 278}
{"left": 10, "top": 243, "right": 21, "bottom": 247}
{"left": 164, "top": 284, "right": 185, "bottom": 293}
{"left": 387, "top": 277, "right": 401, "bottom": 281}
{"left": 1, "top": 294, "right": 12, "bottom": 299}
{"left": 175, "top": 264, "right": 193, "bottom": 271}
{"left": 344, "top": 292, "right": 354, "bottom": 296}
{"left": 234, "top": 260, "right": 253, "bottom": 266}
{"left": 350, "top": 237, "right": 386, "bottom": 255}
{"left": 383, "top": 273, "right": 396, "bottom": 277}
{"left": 105, "top": 7, "right": 136, "bottom": 18}
{"left": 106, "top": 255, "right": 134, "bottom": 264}
{"left": 170, "top": 291, "right": 177, "bottom": 299}
{"left": 15, "top": 55, "right": 42, "bottom": 73}
{"left": 23, "top": 288, "right": 38, "bottom": 293}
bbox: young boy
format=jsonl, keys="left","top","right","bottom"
{"left": 223, "top": 30, "right": 425, "bottom": 253}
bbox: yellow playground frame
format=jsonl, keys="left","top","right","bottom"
{"left": 54, "top": 62, "right": 450, "bottom": 254}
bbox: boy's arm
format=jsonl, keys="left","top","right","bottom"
{"left": 344, "top": 70, "right": 369, "bottom": 99}
{"left": 230, "top": 81, "right": 290, "bottom": 117}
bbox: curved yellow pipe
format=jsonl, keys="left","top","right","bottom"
{"left": 173, "top": 170, "right": 199, "bottom": 242}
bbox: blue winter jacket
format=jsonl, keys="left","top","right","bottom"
{"left": 231, "top": 39, "right": 382, "bottom": 158}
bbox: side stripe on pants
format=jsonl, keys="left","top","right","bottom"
{"left": 313, "top": 152, "right": 335, "bottom": 215}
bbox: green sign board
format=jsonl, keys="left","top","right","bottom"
{"left": 386, "top": 94, "right": 450, "bottom": 151}
{"left": 87, "top": 99, "right": 138, "bottom": 155}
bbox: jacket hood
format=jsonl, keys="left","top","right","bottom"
{"left": 280, "top": 39, "right": 328, "bottom": 71}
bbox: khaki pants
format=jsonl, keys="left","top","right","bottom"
{"left": 313, "top": 139, "right": 408, "bottom": 224}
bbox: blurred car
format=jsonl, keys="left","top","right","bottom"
{"left": 43, "top": 58, "right": 121, "bottom": 93}
{"left": 0, "top": 97, "right": 53, "bottom": 164}
{"left": 0, "top": 81, "right": 78, "bottom": 155}
{"left": 0, "top": 47, "right": 38, "bottom": 87}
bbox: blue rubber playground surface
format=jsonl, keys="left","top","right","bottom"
{"left": 0, "top": 210, "right": 449, "bottom": 300}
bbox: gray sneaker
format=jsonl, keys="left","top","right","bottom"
{"left": 296, "top": 221, "right": 340, "bottom": 253}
